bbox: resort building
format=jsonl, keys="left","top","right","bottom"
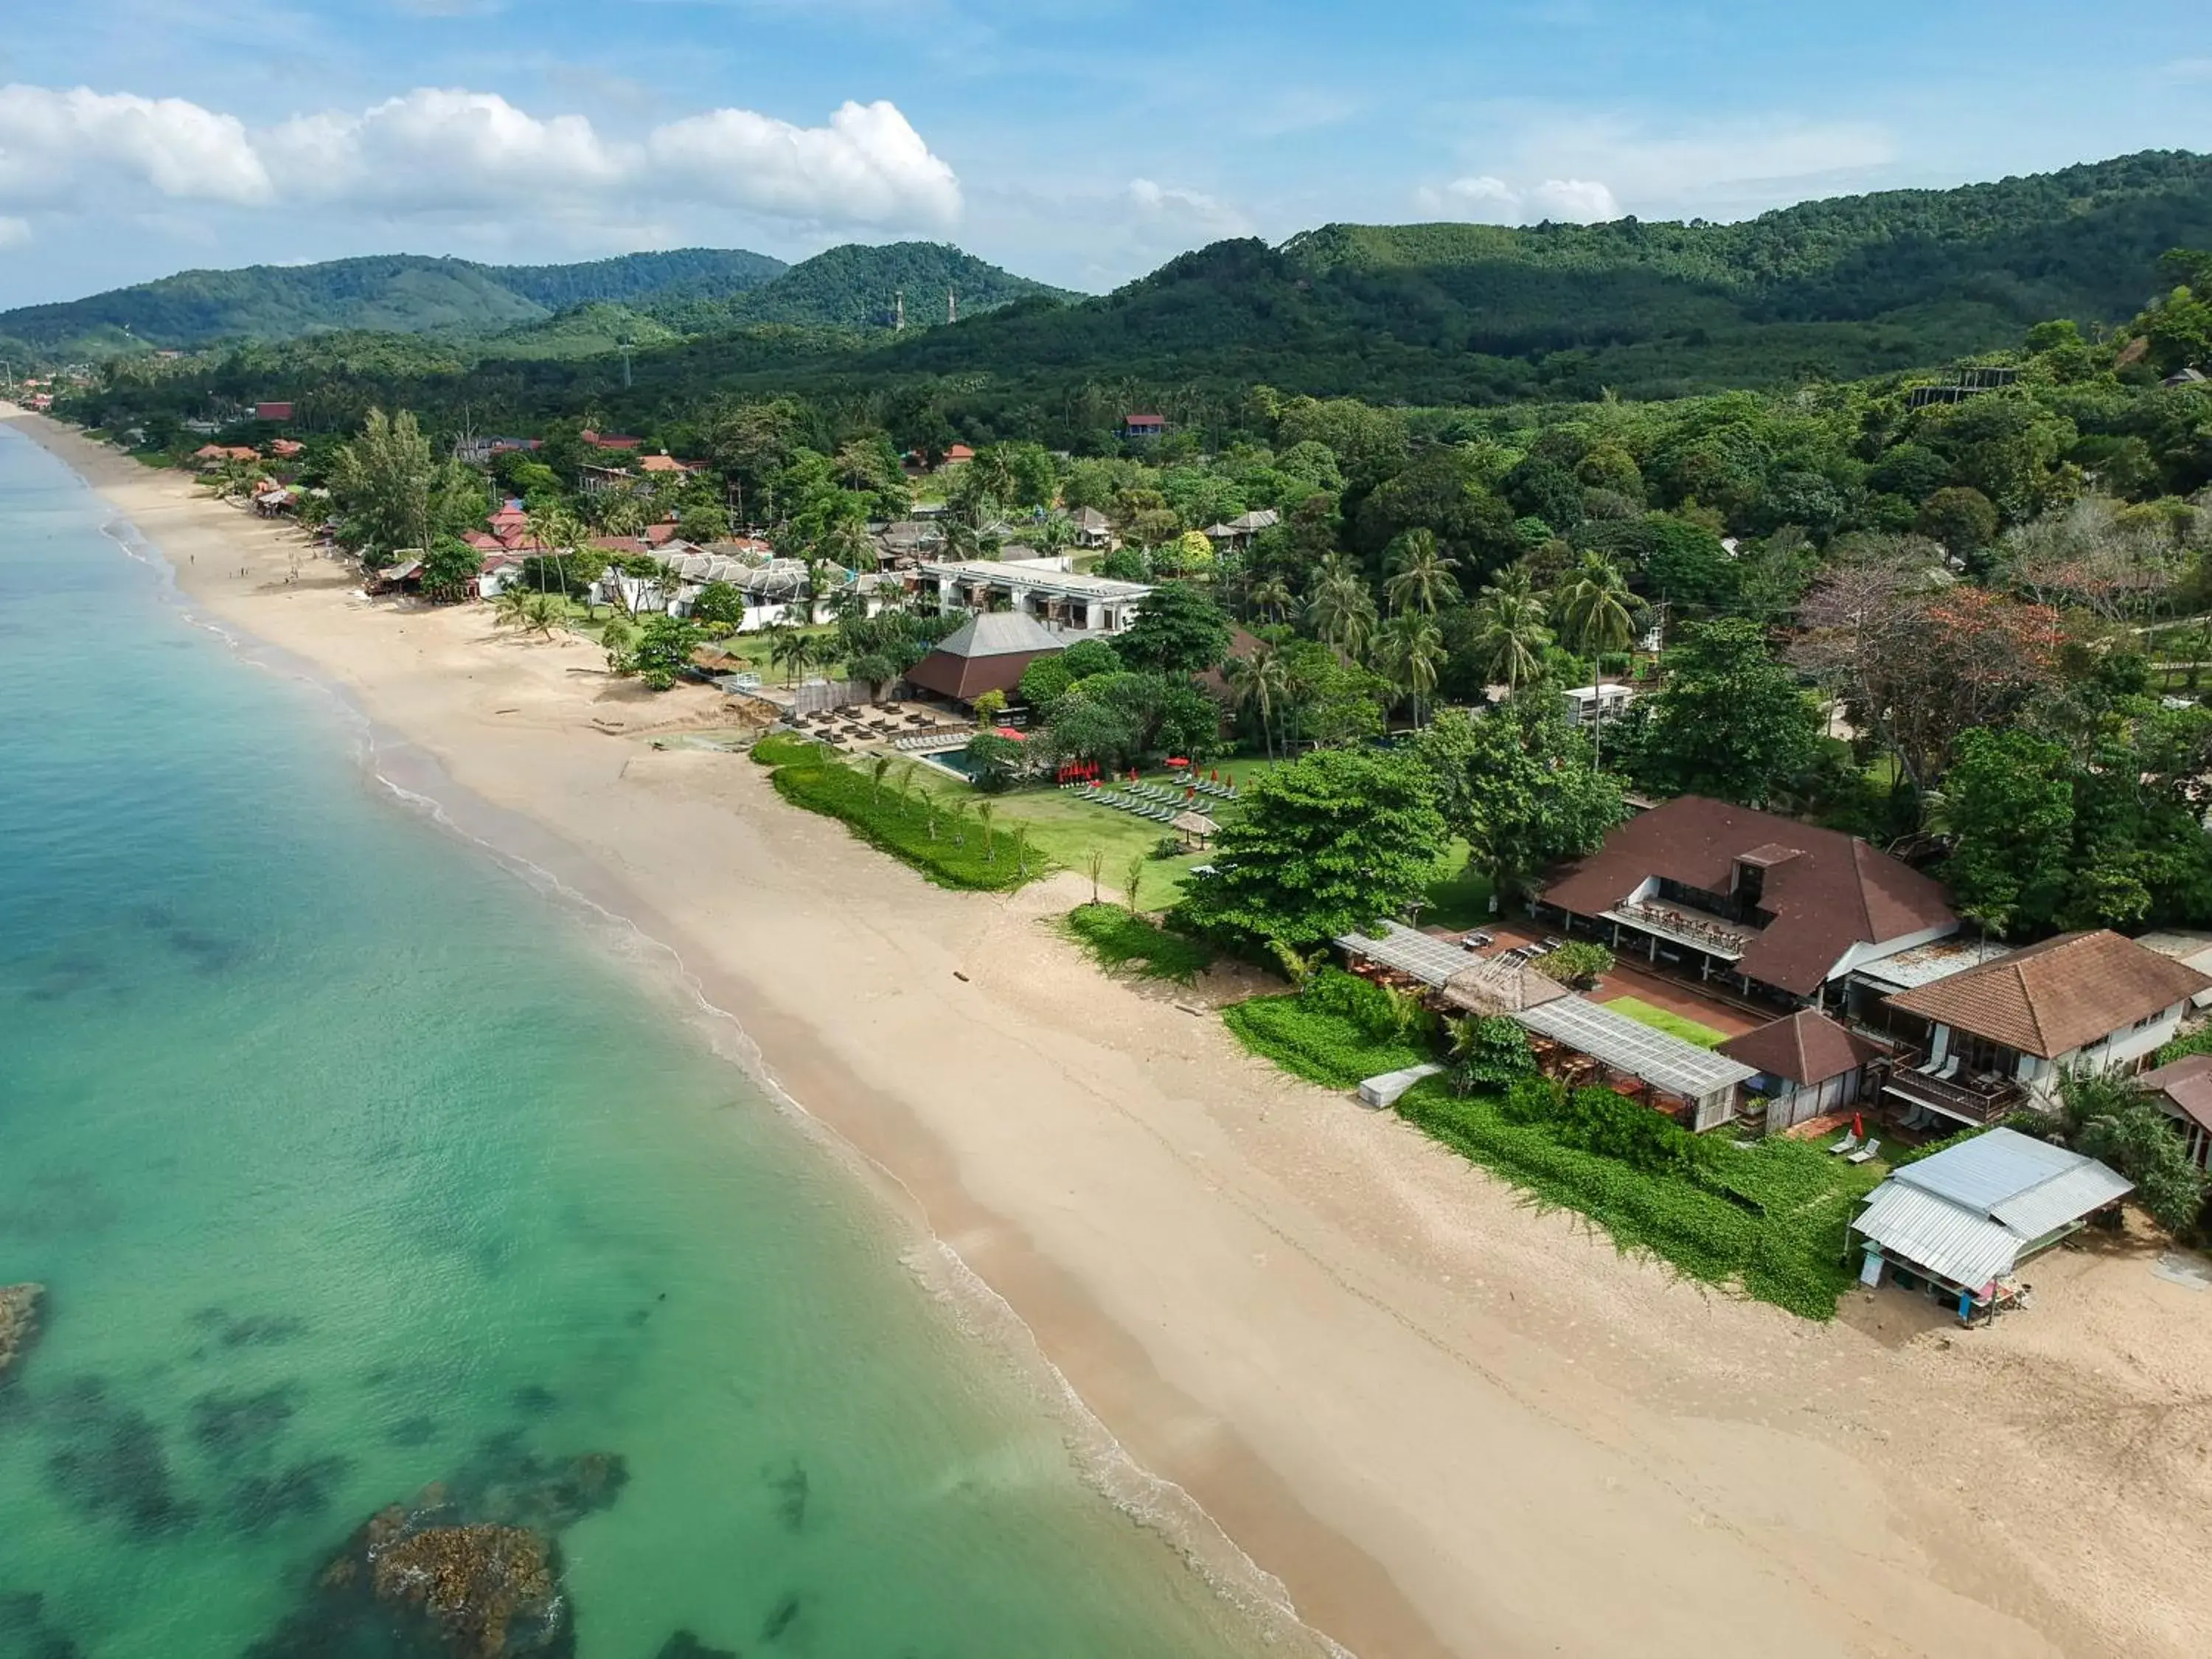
{"left": 1203, "top": 509, "right": 1281, "bottom": 550}
{"left": 1717, "top": 1009, "right": 1888, "bottom": 1133}
{"left": 916, "top": 559, "right": 1152, "bottom": 636}
{"left": 1535, "top": 796, "right": 1959, "bottom": 1011}
{"left": 1068, "top": 507, "right": 1113, "bottom": 549}
{"left": 1877, "top": 930, "right": 2212, "bottom": 1127}
{"left": 1849, "top": 1127, "right": 2132, "bottom": 1316}
{"left": 904, "top": 612, "right": 1064, "bottom": 709}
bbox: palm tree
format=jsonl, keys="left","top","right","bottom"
{"left": 1248, "top": 571, "right": 1295, "bottom": 625}
{"left": 768, "top": 627, "right": 813, "bottom": 686}
{"left": 1223, "top": 641, "right": 1292, "bottom": 759}
{"left": 525, "top": 504, "right": 586, "bottom": 599}
{"left": 1308, "top": 559, "right": 1378, "bottom": 661}
{"left": 871, "top": 754, "right": 894, "bottom": 801}
{"left": 1467, "top": 573, "right": 1553, "bottom": 692}
{"left": 1553, "top": 552, "right": 1641, "bottom": 681}
{"left": 976, "top": 801, "right": 997, "bottom": 862}
{"left": 1382, "top": 529, "right": 1461, "bottom": 616}
{"left": 491, "top": 585, "right": 535, "bottom": 631}
{"left": 818, "top": 515, "right": 879, "bottom": 572}
{"left": 1375, "top": 611, "right": 1447, "bottom": 727}
{"left": 521, "top": 591, "right": 567, "bottom": 641}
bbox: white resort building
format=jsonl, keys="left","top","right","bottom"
{"left": 916, "top": 560, "right": 1152, "bottom": 636}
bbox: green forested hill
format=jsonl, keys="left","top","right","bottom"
{"left": 0, "top": 248, "right": 789, "bottom": 358}
{"left": 0, "top": 240, "right": 1061, "bottom": 360}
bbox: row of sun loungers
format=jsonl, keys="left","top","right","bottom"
{"left": 1080, "top": 789, "right": 1183, "bottom": 824}
{"left": 1826, "top": 1130, "right": 1883, "bottom": 1165}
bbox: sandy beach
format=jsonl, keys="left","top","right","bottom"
{"left": 12, "top": 405, "right": 2212, "bottom": 1659}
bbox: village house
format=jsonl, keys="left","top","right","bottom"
{"left": 581, "top": 429, "right": 643, "bottom": 452}
{"left": 2138, "top": 1054, "right": 2212, "bottom": 1169}
{"left": 917, "top": 558, "right": 1152, "bottom": 636}
{"left": 1877, "top": 930, "right": 2212, "bottom": 1129}
{"left": 1121, "top": 414, "right": 1166, "bottom": 440}
{"left": 1203, "top": 509, "right": 1280, "bottom": 550}
{"left": 1849, "top": 1127, "right": 2132, "bottom": 1318}
{"left": 453, "top": 435, "right": 542, "bottom": 466}
{"left": 252, "top": 400, "right": 294, "bottom": 423}
{"left": 1068, "top": 506, "right": 1113, "bottom": 549}
{"left": 1534, "top": 796, "right": 1960, "bottom": 1012}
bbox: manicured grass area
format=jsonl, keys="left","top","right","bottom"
{"left": 1421, "top": 841, "right": 1495, "bottom": 931}
{"left": 754, "top": 741, "right": 1048, "bottom": 892}
{"left": 750, "top": 733, "right": 830, "bottom": 767}
{"left": 1222, "top": 996, "right": 1434, "bottom": 1090}
{"left": 1395, "top": 1082, "right": 1879, "bottom": 1319}
{"left": 1599, "top": 995, "right": 1729, "bottom": 1048}
{"left": 1060, "top": 903, "right": 1214, "bottom": 984}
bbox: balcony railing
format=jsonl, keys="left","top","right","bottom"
{"left": 1880, "top": 1054, "right": 2025, "bottom": 1125}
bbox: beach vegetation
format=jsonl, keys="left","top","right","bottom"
{"left": 417, "top": 537, "right": 483, "bottom": 602}
{"left": 757, "top": 746, "right": 1045, "bottom": 892}
{"left": 1222, "top": 970, "right": 1434, "bottom": 1089}
{"left": 328, "top": 407, "right": 481, "bottom": 559}
{"left": 616, "top": 614, "right": 703, "bottom": 689}
{"left": 1061, "top": 903, "right": 1214, "bottom": 983}
{"left": 1394, "top": 1079, "right": 1877, "bottom": 1319}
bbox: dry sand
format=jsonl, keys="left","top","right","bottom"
{"left": 13, "top": 405, "right": 2212, "bottom": 1659}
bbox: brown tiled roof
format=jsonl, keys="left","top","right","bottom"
{"left": 2140, "top": 1053, "right": 2212, "bottom": 1135}
{"left": 1718, "top": 1009, "right": 1885, "bottom": 1086}
{"left": 1885, "top": 931, "right": 2212, "bottom": 1060}
{"left": 1541, "top": 796, "right": 1956, "bottom": 997}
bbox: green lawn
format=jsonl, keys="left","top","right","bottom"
{"left": 1600, "top": 995, "right": 1730, "bottom": 1048}
{"left": 1421, "top": 841, "right": 1495, "bottom": 931}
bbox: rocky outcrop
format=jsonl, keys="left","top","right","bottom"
{"left": 245, "top": 1444, "right": 627, "bottom": 1659}
{"left": 0, "top": 1283, "right": 43, "bottom": 1382}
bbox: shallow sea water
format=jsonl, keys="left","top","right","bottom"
{"left": 0, "top": 428, "right": 1301, "bottom": 1659}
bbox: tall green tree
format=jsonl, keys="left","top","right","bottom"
{"left": 1627, "top": 619, "right": 1820, "bottom": 807}
{"left": 1941, "top": 727, "right": 2078, "bottom": 937}
{"left": 1308, "top": 558, "right": 1379, "bottom": 661}
{"left": 1175, "top": 748, "right": 1447, "bottom": 947}
{"left": 1416, "top": 701, "right": 1627, "bottom": 900}
{"left": 1374, "top": 611, "right": 1447, "bottom": 728}
{"left": 329, "top": 407, "right": 479, "bottom": 557}
{"left": 1116, "top": 582, "right": 1231, "bottom": 677}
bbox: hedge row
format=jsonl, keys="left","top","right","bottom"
{"left": 762, "top": 753, "right": 1046, "bottom": 893}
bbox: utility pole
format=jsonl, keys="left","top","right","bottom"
{"left": 894, "top": 290, "right": 905, "bottom": 332}
{"left": 620, "top": 347, "right": 634, "bottom": 389}
{"left": 947, "top": 286, "right": 957, "bottom": 324}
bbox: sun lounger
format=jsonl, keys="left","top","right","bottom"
{"left": 1846, "top": 1138, "right": 1882, "bottom": 1165}
{"left": 1827, "top": 1130, "right": 1860, "bottom": 1156}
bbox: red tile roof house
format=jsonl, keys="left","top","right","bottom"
{"left": 1879, "top": 931, "right": 2212, "bottom": 1130}
{"left": 253, "top": 401, "right": 294, "bottom": 422}
{"left": 1717, "top": 1009, "right": 1890, "bottom": 1134}
{"left": 1535, "top": 796, "right": 1960, "bottom": 1013}
{"left": 581, "top": 429, "right": 644, "bottom": 451}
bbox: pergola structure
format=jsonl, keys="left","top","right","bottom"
{"left": 1512, "top": 995, "right": 1757, "bottom": 1132}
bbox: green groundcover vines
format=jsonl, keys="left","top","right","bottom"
{"left": 1221, "top": 970, "right": 1435, "bottom": 1090}
{"left": 1060, "top": 903, "right": 1214, "bottom": 983}
{"left": 1395, "top": 1080, "right": 1879, "bottom": 1319}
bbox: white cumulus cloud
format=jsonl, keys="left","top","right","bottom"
{"left": 1126, "top": 177, "right": 1248, "bottom": 236}
{"left": 0, "top": 83, "right": 272, "bottom": 208}
{"left": 1416, "top": 173, "right": 1618, "bottom": 225}
{"left": 0, "top": 83, "right": 960, "bottom": 234}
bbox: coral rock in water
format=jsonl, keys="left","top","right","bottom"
{"left": 372, "top": 1523, "right": 559, "bottom": 1658}
{"left": 0, "top": 1283, "right": 44, "bottom": 1381}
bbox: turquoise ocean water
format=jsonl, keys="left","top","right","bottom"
{"left": 0, "top": 427, "right": 1300, "bottom": 1659}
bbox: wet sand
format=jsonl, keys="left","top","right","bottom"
{"left": 13, "top": 405, "right": 2212, "bottom": 1659}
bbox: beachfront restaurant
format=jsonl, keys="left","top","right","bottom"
{"left": 1512, "top": 995, "right": 1759, "bottom": 1133}
{"left": 1332, "top": 922, "right": 1570, "bottom": 1017}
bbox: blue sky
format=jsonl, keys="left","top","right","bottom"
{"left": 1, "top": 0, "right": 2208, "bottom": 308}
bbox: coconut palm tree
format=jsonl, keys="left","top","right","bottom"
{"left": 1223, "top": 639, "right": 1293, "bottom": 758}
{"left": 818, "top": 515, "right": 879, "bottom": 572}
{"left": 1467, "top": 572, "right": 1553, "bottom": 692}
{"left": 1382, "top": 529, "right": 1461, "bottom": 616}
{"left": 1375, "top": 611, "right": 1447, "bottom": 728}
{"left": 1248, "top": 571, "right": 1295, "bottom": 625}
{"left": 1553, "top": 552, "right": 1641, "bottom": 681}
{"left": 491, "top": 585, "right": 535, "bottom": 631}
{"left": 1308, "top": 558, "right": 1378, "bottom": 661}
{"left": 768, "top": 627, "right": 814, "bottom": 686}
{"left": 521, "top": 591, "right": 568, "bottom": 641}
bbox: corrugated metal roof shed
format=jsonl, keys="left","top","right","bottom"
{"left": 1854, "top": 1183, "right": 2025, "bottom": 1289}
{"left": 1513, "top": 995, "right": 1757, "bottom": 1100}
{"left": 1892, "top": 1127, "right": 2119, "bottom": 1215}
{"left": 1335, "top": 922, "right": 1478, "bottom": 989}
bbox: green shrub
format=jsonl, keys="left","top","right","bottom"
{"left": 1062, "top": 904, "right": 1214, "bottom": 983}
{"left": 765, "top": 757, "right": 1046, "bottom": 892}
{"left": 2156, "top": 1026, "right": 2212, "bottom": 1067}
{"left": 1301, "top": 966, "right": 1436, "bottom": 1044}
{"left": 1222, "top": 995, "right": 1434, "bottom": 1090}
